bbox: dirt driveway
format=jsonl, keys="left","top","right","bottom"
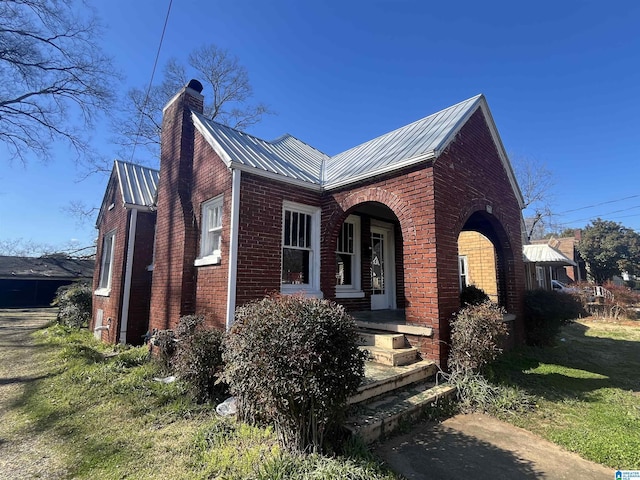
{"left": 0, "top": 308, "right": 67, "bottom": 479}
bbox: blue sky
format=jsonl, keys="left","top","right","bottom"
{"left": 1, "top": 0, "right": 639, "bottom": 251}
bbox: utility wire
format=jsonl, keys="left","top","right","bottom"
{"left": 130, "top": 0, "right": 173, "bottom": 163}
{"left": 556, "top": 194, "right": 640, "bottom": 215}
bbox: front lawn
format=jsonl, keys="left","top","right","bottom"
{"left": 11, "top": 324, "right": 397, "bottom": 479}
{"left": 490, "top": 319, "right": 640, "bottom": 469}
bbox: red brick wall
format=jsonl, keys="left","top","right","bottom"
{"left": 149, "top": 87, "right": 204, "bottom": 332}
{"left": 235, "top": 172, "right": 322, "bottom": 306}
{"left": 92, "top": 186, "right": 128, "bottom": 344}
{"left": 432, "top": 109, "right": 525, "bottom": 364}
{"left": 125, "top": 210, "right": 155, "bottom": 344}
{"left": 191, "top": 132, "right": 233, "bottom": 330}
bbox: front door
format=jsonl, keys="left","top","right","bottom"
{"left": 370, "top": 222, "right": 395, "bottom": 310}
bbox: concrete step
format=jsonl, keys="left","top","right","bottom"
{"left": 349, "top": 359, "right": 438, "bottom": 405}
{"left": 345, "top": 382, "right": 457, "bottom": 444}
{"left": 357, "top": 330, "right": 406, "bottom": 350}
{"left": 360, "top": 344, "right": 418, "bottom": 366}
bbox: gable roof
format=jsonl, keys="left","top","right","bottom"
{"left": 0, "top": 255, "right": 94, "bottom": 280}
{"left": 96, "top": 161, "right": 160, "bottom": 226}
{"left": 523, "top": 244, "right": 577, "bottom": 266}
{"left": 192, "top": 95, "right": 523, "bottom": 206}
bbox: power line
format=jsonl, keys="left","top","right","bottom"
{"left": 556, "top": 194, "right": 640, "bottom": 215}
{"left": 130, "top": 0, "right": 173, "bottom": 163}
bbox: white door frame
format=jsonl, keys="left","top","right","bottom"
{"left": 370, "top": 220, "right": 396, "bottom": 310}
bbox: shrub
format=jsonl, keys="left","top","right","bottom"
{"left": 150, "top": 329, "right": 176, "bottom": 372}
{"left": 173, "top": 314, "right": 225, "bottom": 403}
{"left": 222, "top": 294, "right": 367, "bottom": 453}
{"left": 524, "top": 289, "right": 584, "bottom": 346}
{"left": 460, "top": 285, "right": 490, "bottom": 307}
{"left": 52, "top": 281, "right": 92, "bottom": 328}
{"left": 448, "top": 301, "right": 507, "bottom": 373}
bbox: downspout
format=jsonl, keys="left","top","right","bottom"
{"left": 226, "top": 169, "right": 241, "bottom": 330}
{"left": 120, "top": 208, "right": 137, "bottom": 344}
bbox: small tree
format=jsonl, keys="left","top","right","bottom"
{"left": 222, "top": 295, "right": 366, "bottom": 453}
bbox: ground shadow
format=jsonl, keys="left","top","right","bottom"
{"left": 376, "top": 420, "right": 542, "bottom": 479}
{"left": 491, "top": 320, "right": 640, "bottom": 400}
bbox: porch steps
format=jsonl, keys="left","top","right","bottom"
{"left": 357, "top": 329, "right": 419, "bottom": 366}
{"left": 345, "top": 360, "right": 456, "bottom": 443}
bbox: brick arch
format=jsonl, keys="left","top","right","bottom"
{"left": 454, "top": 199, "right": 518, "bottom": 310}
{"left": 335, "top": 187, "right": 417, "bottom": 243}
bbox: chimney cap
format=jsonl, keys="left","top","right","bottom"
{"left": 187, "top": 79, "right": 203, "bottom": 94}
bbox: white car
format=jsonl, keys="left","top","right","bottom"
{"left": 551, "top": 280, "right": 579, "bottom": 294}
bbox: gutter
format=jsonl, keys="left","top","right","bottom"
{"left": 119, "top": 208, "right": 137, "bottom": 344}
{"left": 226, "top": 169, "right": 241, "bottom": 330}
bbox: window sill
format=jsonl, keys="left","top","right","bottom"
{"left": 194, "top": 255, "right": 221, "bottom": 267}
{"left": 335, "top": 289, "right": 365, "bottom": 299}
{"left": 94, "top": 288, "right": 111, "bottom": 297}
{"left": 281, "top": 286, "right": 324, "bottom": 299}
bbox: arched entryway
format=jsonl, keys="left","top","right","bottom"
{"left": 328, "top": 201, "right": 406, "bottom": 314}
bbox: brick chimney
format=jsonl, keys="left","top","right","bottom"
{"left": 149, "top": 80, "right": 204, "bottom": 331}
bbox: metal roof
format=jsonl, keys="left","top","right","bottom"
{"left": 0, "top": 255, "right": 94, "bottom": 280}
{"left": 115, "top": 160, "right": 159, "bottom": 207}
{"left": 192, "top": 112, "right": 329, "bottom": 186}
{"left": 323, "top": 95, "right": 483, "bottom": 188}
{"left": 191, "top": 94, "right": 522, "bottom": 206}
{"left": 523, "top": 244, "right": 577, "bottom": 266}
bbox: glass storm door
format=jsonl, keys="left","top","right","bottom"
{"left": 370, "top": 224, "right": 394, "bottom": 310}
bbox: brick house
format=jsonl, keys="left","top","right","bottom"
{"left": 92, "top": 80, "right": 526, "bottom": 365}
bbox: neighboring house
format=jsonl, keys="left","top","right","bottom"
{"left": 0, "top": 255, "right": 93, "bottom": 307}
{"left": 458, "top": 231, "right": 499, "bottom": 302}
{"left": 92, "top": 161, "right": 158, "bottom": 344}
{"left": 532, "top": 231, "right": 586, "bottom": 283}
{"left": 523, "top": 243, "right": 577, "bottom": 291}
{"left": 92, "top": 80, "right": 526, "bottom": 365}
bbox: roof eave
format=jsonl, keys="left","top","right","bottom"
{"left": 324, "top": 151, "right": 436, "bottom": 191}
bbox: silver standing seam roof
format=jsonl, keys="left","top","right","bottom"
{"left": 115, "top": 160, "right": 159, "bottom": 208}
{"left": 523, "top": 244, "right": 577, "bottom": 266}
{"left": 190, "top": 93, "right": 522, "bottom": 206}
{"left": 96, "top": 161, "right": 160, "bottom": 227}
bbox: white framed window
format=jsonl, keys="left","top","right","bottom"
{"left": 536, "top": 266, "right": 545, "bottom": 289}
{"left": 195, "top": 195, "right": 223, "bottom": 266}
{"left": 458, "top": 255, "right": 469, "bottom": 289}
{"left": 281, "top": 201, "right": 322, "bottom": 297}
{"left": 96, "top": 230, "right": 116, "bottom": 296}
{"left": 336, "top": 215, "right": 364, "bottom": 298}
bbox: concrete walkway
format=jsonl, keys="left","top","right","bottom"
{"left": 375, "top": 413, "right": 613, "bottom": 479}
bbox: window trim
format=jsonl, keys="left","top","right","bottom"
{"left": 336, "top": 215, "right": 364, "bottom": 298}
{"left": 95, "top": 229, "right": 116, "bottom": 296}
{"left": 281, "top": 201, "right": 322, "bottom": 297}
{"left": 458, "top": 255, "right": 469, "bottom": 290}
{"left": 195, "top": 195, "right": 224, "bottom": 267}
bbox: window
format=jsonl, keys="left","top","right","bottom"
{"left": 336, "top": 215, "right": 363, "bottom": 297}
{"left": 195, "top": 195, "right": 223, "bottom": 266}
{"left": 96, "top": 230, "right": 115, "bottom": 295}
{"left": 458, "top": 255, "right": 469, "bottom": 289}
{"left": 281, "top": 201, "right": 321, "bottom": 296}
{"left": 536, "top": 266, "right": 545, "bottom": 289}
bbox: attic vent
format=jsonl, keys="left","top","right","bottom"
{"left": 187, "top": 79, "right": 203, "bottom": 94}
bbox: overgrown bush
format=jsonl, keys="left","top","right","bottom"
{"left": 173, "top": 314, "right": 225, "bottom": 403}
{"left": 524, "top": 289, "right": 584, "bottom": 346}
{"left": 460, "top": 285, "right": 490, "bottom": 307}
{"left": 150, "top": 329, "right": 176, "bottom": 372}
{"left": 222, "top": 294, "right": 367, "bottom": 453}
{"left": 448, "top": 301, "right": 507, "bottom": 373}
{"left": 52, "top": 281, "right": 92, "bottom": 328}
{"left": 446, "top": 301, "right": 533, "bottom": 414}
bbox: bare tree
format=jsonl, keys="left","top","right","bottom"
{"left": 0, "top": 237, "right": 94, "bottom": 258}
{"left": 0, "top": 0, "right": 117, "bottom": 164}
{"left": 112, "top": 44, "right": 272, "bottom": 165}
{"left": 512, "top": 154, "right": 556, "bottom": 240}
